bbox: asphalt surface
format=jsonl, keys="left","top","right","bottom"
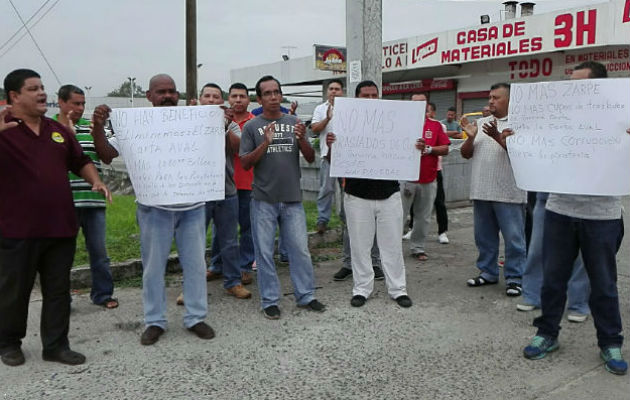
{"left": 2, "top": 203, "right": 629, "bottom": 399}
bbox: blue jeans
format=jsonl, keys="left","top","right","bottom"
{"left": 205, "top": 196, "right": 241, "bottom": 289}
{"left": 316, "top": 158, "right": 335, "bottom": 225}
{"left": 534, "top": 210, "right": 624, "bottom": 348}
{"left": 250, "top": 199, "right": 316, "bottom": 308}
{"left": 136, "top": 204, "right": 207, "bottom": 329}
{"left": 210, "top": 190, "right": 255, "bottom": 273}
{"left": 473, "top": 200, "right": 526, "bottom": 284}
{"left": 521, "top": 194, "right": 590, "bottom": 313}
{"left": 76, "top": 207, "right": 114, "bottom": 305}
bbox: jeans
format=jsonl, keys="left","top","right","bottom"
{"left": 401, "top": 181, "right": 437, "bottom": 255}
{"left": 316, "top": 158, "right": 335, "bottom": 225}
{"left": 473, "top": 200, "right": 526, "bottom": 285}
{"left": 521, "top": 194, "right": 590, "bottom": 313}
{"left": 136, "top": 204, "right": 207, "bottom": 329}
{"left": 534, "top": 210, "right": 624, "bottom": 349}
{"left": 250, "top": 199, "right": 316, "bottom": 308}
{"left": 205, "top": 196, "right": 241, "bottom": 289}
{"left": 210, "top": 189, "right": 254, "bottom": 273}
{"left": 344, "top": 192, "right": 407, "bottom": 299}
{"left": 76, "top": 207, "right": 114, "bottom": 305}
{"left": 434, "top": 170, "right": 448, "bottom": 234}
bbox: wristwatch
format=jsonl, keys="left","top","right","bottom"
{"left": 424, "top": 145, "right": 433, "bottom": 155}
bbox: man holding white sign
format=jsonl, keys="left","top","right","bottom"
{"left": 461, "top": 82, "right": 527, "bottom": 297}
{"left": 327, "top": 80, "right": 425, "bottom": 308}
{"left": 92, "top": 74, "right": 216, "bottom": 345}
{"left": 519, "top": 62, "right": 628, "bottom": 376}
{"left": 240, "top": 75, "right": 325, "bottom": 319}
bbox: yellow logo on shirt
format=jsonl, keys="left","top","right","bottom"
{"left": 51, "top": 132, "right": 64, "bottom": 143}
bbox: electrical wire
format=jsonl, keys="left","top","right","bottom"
{"left": 0, "top": 0, "right": 52, "bottom": 52}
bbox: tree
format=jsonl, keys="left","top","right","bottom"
{"left": 107, "top": 80, "right": 145, "bottom": 97}
{"left": 0, "top": 89, "right": 5, "bottom": 101}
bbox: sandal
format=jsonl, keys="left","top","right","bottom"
{"left": 412, "top": 252, "right": 428, "bottom": 261}
{"left": 506, "top": 282, "right": 522, "bottom": 297}
{"left": 99, "top": 298, "right": 119, "bottom": 309}
{"left": 466, "top": 276, "right": 498, "bottom": 287}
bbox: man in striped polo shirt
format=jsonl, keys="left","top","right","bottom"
{"left": 54, "top": 85, "right": 117, "bottom": 309}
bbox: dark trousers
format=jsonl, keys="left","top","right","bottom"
{"left": 534, "top": 211, "right": 624, "bottom": 348}
{"left": 434, "top": 170, "right": 448, "bottom": 234}
{"left": 0, "top": 236, "right": 76, "bottom": 354}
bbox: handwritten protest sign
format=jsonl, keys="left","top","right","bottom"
{"left": 507, "top": 78, "right": 630, "bottom": 195}
{"left": 109, "top": 106, "right": 225, "bottom": 205}
{"left": 330, "top": 97, "right": 424, "bottom": 180}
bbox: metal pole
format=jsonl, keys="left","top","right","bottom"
{"left": 346, "top": 0, "right": 382, "bottom": 97}
{"left": 186, "top": 0, "right": 197, "bottom": 105}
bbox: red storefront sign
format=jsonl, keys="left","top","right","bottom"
{"left": 382, "top": 79, "right": 454, "bottom": 95}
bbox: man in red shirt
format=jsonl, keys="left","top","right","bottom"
{"left": 0, "top": 69, "right": 110, "bottom": 367}
{"left": 401, "top": 95, "right": 450, "bottom": 261}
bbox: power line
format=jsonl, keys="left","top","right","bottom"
{"left": 6, "top": 0, "right": 62, "bottom": 85}
{"left": 0, "top": 0, "right": 52, "bottom": 52}
{"left": 0, "top": 0, "right": 61, "bottom": 59}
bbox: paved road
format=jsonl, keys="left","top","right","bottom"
{"left": 2, "top": 204, "right": 629, "bottom": 399}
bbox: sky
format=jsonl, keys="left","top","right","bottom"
{"left": 0, "top": 0, "right": 608, "bottom": 97}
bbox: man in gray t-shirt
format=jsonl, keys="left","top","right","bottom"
{"left": 240, "top": 75, "right": 325, "bottom": 319}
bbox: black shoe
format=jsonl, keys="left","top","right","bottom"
{"left": 187, "top": 322, "right": 215, "bottom": 340}
{"left": 351, "top": 295, "right": 367, "bottom": 307}
{"left": 1, "top": 348, "right": 25, "bottom": 366}
{"left": 140, "top": 325, "right": 165, "bottom": 345}
{"left": 333, "top": 267, "right": 353, "bottom": 281}
{"left": 279, "top": 255, "right": 289, "bottom": 263}
{"left": 263, "top": 305, "right": 281, "bottom": 320}
{"left": 316, "top": 221, "right": 327, "bottom": 234}
{"left": 395, "top": 295, "right": 413, "bottom": 308}
{"left": 299, "top": 299, "right": 326, "bottom": 312}
{"left": 42, "top": 349, "right": 86, "bottom": 365}
{"left": 373, "top": 266, "right": 385, "bottom": 281}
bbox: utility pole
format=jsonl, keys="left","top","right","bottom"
{"left": 186, "top": 0, "right": 197, "bottom": 105}
{"left": 346, "top": 0, "right": 382, "bottom": 97}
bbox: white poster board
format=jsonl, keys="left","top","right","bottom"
{"left": 329, "top": 97, "right": 424, "bottom": 181}
{"left": 507, "top": 78, "right": 630, "bottom": 195}
{"left": 109, "top": 106, "right": 226, "bottom": 205}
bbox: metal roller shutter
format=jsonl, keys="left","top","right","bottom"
{"left": 428, "top": 90, "right": 457, "bottom": 121}
{"left": 462, "top": 97, "right": 489, "bottom": 114}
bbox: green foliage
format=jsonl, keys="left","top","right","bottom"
{"left": 107, "top": 80, "right": 145, "bottom": 97}
{"left": 0, "top": 88, "right": 5, "bottom": 101}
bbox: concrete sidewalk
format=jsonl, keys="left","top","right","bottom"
{"left": 1, "top": 205, "right": 629, "bottom": 399}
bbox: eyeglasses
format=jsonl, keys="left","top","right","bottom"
{"left": 261, "top": 90, "right": 282, "bottom": 98}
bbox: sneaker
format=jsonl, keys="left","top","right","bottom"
{"left": 351, "top": 295, "right": 367, "bottom": 307}
{"left": 42, "top": 349, "right": 86, "bottom": 365}
{"left": 226, "top": 284, "right": 251, "bottom": 299}
{"left": 206, "top": 270, "right": 222, "bottom": 281}
{"left": 506, "top": 282, "right": 522, "bottom": 297}
{"left": 395, "top": 295, "right": 413, "bottom": 308}
{"left": 187, "top": 322, "right": 215, "bottom": 340}
{"left": 402, "top": 231, "right": 411, "bottom": 240}
{"left": 316, "top": 221, "right": 327, "bottom": 234}
{"left": 263, "top": 305, "right": 281, "bottom": 320}
{"left": 438, "top": 232, "right": 449, "bottom": 244}
{"left": 567, "top": 312, "right": 588, "bottom": 323}
{"left": 516, "top": 303, "right": 539, "bottom": 312}
{"left": 373, "top": 266, "right": 385, "bottom": 281}
{"left": 523, "top": 335, "right": 559, "bottom": 360}
{"left": 299, "top": 299, "right": 326, "bottom": 312}
{"left": 241, "top": 271, "right": 253, "bottom": 285}
{"left": 176, "top": 293, "right": 184, "bottom": 306}
{"left": 140, "top": 326, "right": 165, "bottom": 345}
{"left": 1, "top": 348, "right": 25, "bottom": 366}
{"left": 600, "top": 347, "right": 628, "bottom": 375}
{"left": 333, "top": 267, "right": 353, "bottom": 281}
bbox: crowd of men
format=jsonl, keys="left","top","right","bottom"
{"left": 0, "top": 61, "right": 627, "bottom": 376}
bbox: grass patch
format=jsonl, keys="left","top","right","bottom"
{"left": 74, "top": 194, "right": 341, "bottom": 267}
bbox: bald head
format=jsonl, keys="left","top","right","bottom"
{"left": 146, "top": 74, "right": 178, "bottom": 107}
{"left": 411, "top": 94, "right": 427, "bottom": 102}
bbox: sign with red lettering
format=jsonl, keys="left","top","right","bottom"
{"left": 382, "top": 80, "right": 454, "bottom": 95}
{"left": 382, "top": 40, "right": 408, "bottom": 71}
{"left": 315, "top": 45, "right": 347, "bottom": 72}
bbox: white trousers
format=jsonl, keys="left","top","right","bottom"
{"left": 344, "top": 192, "right": 407, "bottom": 299}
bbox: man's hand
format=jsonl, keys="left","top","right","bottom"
{"left": 189, "top": 98, "right": 198, "bottom": 106}
{"left": 62, "top": 111, "right": 76, "bottom": 134}
{"left": 460, "top": 116, "right": 477, "bottom": 138}
{"left": 415, "top": 137, "right": 426, "bottom": 153}
{"left": 92, "top": 104, "right": 112, "bottom": 127}
{"left": 0, "top": 106, "right": 18, "bottom": 132}
{"left": 326, "top": 132, "right": 336, "bottom": 148}
{"left": 290, "top": 101, "right": 298, "bottom": 115}
{"left": 92, "top": 181, "right": 113, "bottom": 203}
{"left": 482, "top": 119, "right": 500, "bottom": 139}
{"left": 326, "top": 103, "right": 333, "bottom": 120}
{"left": 295, "top": 120, "right": 306, "bottom": 141}
{"left": 222, "top": 106, "right": 234, "bottom": 123}
{"left": 264, "top": 122, "right": 276, "bottom": 145}
{"left": 626, "top": 128, "right": 630, "bottom": 135}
